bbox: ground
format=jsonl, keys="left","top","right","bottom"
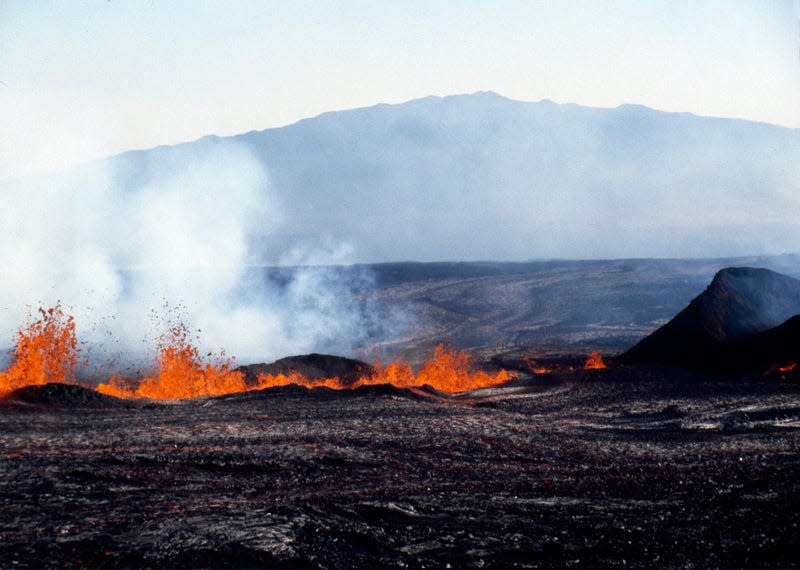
{"left": 2, "top": 366, "right": 799, "bottom": 568}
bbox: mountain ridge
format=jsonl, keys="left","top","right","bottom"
{"left": 8, "top": 92, "right": 800, "bottom": 262}
{"left": 96, "top": 91, "right": 800, "bottom": 177}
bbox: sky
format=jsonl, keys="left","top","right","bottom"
{"left": 1, "top": 0, "right": 799, "bottom": 181}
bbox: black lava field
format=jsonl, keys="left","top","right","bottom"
{"left": 2, "top": 368, "right": 799, "bottom": 568}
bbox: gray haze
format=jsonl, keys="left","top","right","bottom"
{"left": 106, "top": 91, "right": 798, "bottom": 262}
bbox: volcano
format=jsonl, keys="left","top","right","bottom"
{"left": 622, "top": 267, "right": 800, "bottom": 372}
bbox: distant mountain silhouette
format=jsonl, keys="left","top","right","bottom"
{"left": 21, "top": 91, "right": 799, "bottom": 262}
{"left": 622, "top": 267, "right": 800, "bottom": 371}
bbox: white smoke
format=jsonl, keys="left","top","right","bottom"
{"left": 0, "top": 140, "right": 396, "bottom": 371}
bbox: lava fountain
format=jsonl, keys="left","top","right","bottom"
{"left": 584, "top": 351, "right": 607, "bottom": 370}
{"left": 2, "top": 309, "right": 514, "bottom": 399}
{"left": 254, "top": 344, "right": 514, "bottom": 393}
{"left": 96, "top": 324, "right": 245, "bottom": 399}
{"left": 0, "top": 304, "right": 79, "bottom": 396}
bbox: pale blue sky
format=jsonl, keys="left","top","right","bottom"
{"left": 1, "top": 0, "right": 798, "bottom": 180}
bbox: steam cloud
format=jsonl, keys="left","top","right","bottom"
{"left": 0, "top": 141, "right": 398, "bottom": 370}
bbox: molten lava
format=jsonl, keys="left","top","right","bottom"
{"left": 251, "top": 370, "right": 350, "bottom": 391}
{"left": 1, "top": 307, "right": 514, "bottom": 400}
{"left": 523, "top": 356, "right": 550, "bottom": 375}
{"left": 584, "top": 351, "right": 607, "bottom": 370}
{"left": 256, "top": 344, "right": 514, "bottom": 393}
{"left": 0, "top": 304, "right": 79, "bottom": 396}
{"left": 379, "top": 344, "right": 513, "bottom": 392}
{"left": 764, "top": 362, "right": 797, "bottom": 381}
{"left": 99, "top": 343, "right": 513, "bottom": 399}
{"left": 96, "top": 324, "right": 245, "bottom": 400}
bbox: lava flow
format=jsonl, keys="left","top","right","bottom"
{"left": 96, "top": 324, "right": 246, "bottom": 399}
{"left": 764, "top": 362, "right": 797, "bottom": 381}
{"left": 1, "top": 306, "right": 514, "bottom": 399}
{"left": 523, "top": 356, "right": 551, "bottom": 375}
{"left": 100, "top": 343, "right": 513, "bottom": 399}
{"left": 0, "top": 304, "right": 79, "bottom": 396}
{"left": 254, "top": 344, "right": 514, "bottom": 393}
{"left": 584, "top": 351, "right": 607, "bottom": 370}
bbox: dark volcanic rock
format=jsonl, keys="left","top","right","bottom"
{"left": 223, "top": 382, "right": 430, "bottom": 402}
{"left": 237, "top": 353, "right": 374, "bottom": 386}
{"left": 622, "top": 267, "right": 800, "bottom": 369}
{"left": 3, "top": 374, "right": 800, "bottom": 569}
{"left": 720, "top": 315, "right": 800, "bottom": 377}
{"left": 1, "top": 382, "right": 132, "bottom": 408}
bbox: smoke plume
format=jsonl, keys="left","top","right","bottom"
{"left": 0, "top": 140, "right": 397, "bottom": 371}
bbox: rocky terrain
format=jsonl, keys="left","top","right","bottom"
{"left": 297, "top": 256, "right": 800, "bottom": 363}
{"left": 2, "top": 370, "right": 800, "bottom": 569}
{"left": 3, "top": 261, "right": 800, "bottom": 568}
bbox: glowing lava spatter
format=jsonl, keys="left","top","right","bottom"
{"left": 255, "top": 344, "right": 514, "bottom": 393}
{"left": 584, "top": 351, "right": 607, "bottom": 370}
{"left": 764, "top": 362, "right": 797, "bottom": 381}
{"left": 96, "top": 324, "right": 245, "bottom": 400}
{"left": 0, "top": 304, "right": 79, "bottom": 396}
{"left": 2, "top": 309, "right": 514, "bottom": 399}
{"left": 411, "top": 344, "right": 513, "bottom": 391}
{"left": 523, "top": 356, "right": 550, "bottom": 375}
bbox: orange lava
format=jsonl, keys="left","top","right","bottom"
{"left": 257, "top": 344, "right": 514, "bottom": 393}
{"left": 584, "top": 351, "right": 607, "bottom": 370}
{"left": 1, "top": 308, "right": 514, "bottom": 400}
{"left": 96, "top": 324, "right": 245, "bottom": 400}
{"left": 523, "top": 356, "right": 551, "bottom": 375}
{"left": 0, "top": 304, "right": 79, "bottom": 396}
{"left": 381, "top": 344, "right": 513, "bottom": 392}
{"left": 251, "top": 370, "right": 349, "bottom": 391}
{"left": 764, "top": 362, "right": 797, "bottom": 381}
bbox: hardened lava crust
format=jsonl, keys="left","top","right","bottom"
{"left": 2, "top": 365, "right": 800, "bottom": 568}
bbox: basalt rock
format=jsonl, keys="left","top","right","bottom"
{"left": 720, "top": 315, "right": 800, "bottom": 378}
{"left": 1, "top": 382, "right": 133, "bottom": 408}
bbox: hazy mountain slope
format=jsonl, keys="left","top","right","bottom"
{"left": 100, "top": 92, "right": 800, "bottom": 263}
